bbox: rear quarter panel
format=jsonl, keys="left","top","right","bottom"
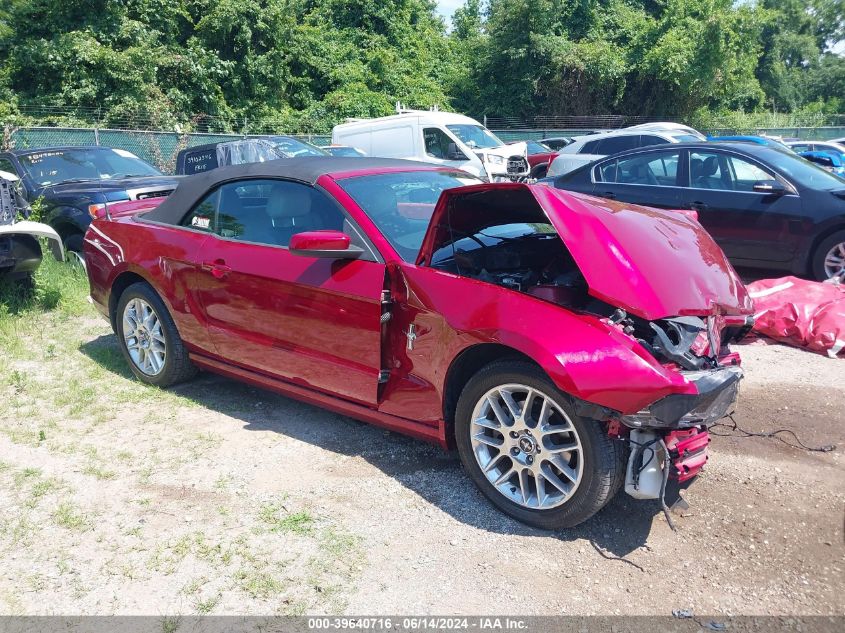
{"left": 85, "top": 218, "right": 213, "bottom": 354}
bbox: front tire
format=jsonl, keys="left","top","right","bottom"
{"left": 115, "top": 282, "right": 197, "bottom": 387}
{"left": 64, "top": 233, "right": 86, "bottom": 269}
{"left": 455, "top": 361, "right": 625, "bottom": 529}
{"left": 812, "top": 230, "right": 845, "bottom": 281}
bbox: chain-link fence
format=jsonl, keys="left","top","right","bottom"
{"left": 4, "top": 122, "right": 845, "bottom": 175}
{"left": 2, "top": 126, "right": 332, "bottom": 174}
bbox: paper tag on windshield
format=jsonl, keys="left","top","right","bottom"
{"left": 112, "top": 149, "right": 139, "bottom": 159}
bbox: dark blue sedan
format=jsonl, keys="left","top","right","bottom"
{"left": 545, "top": 142, "right": 845, "bottom": 280}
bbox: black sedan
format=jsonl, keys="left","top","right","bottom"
{"left": 545, "top": 142, "right": 845, "bottom": 280}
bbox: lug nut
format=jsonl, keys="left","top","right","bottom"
{"left": 511, "top": 447, "right": 520, "bottom": 456}
{"left": 510, "top": 431, "right": 518, "bottom": 438}
{"left": 526, "top": 456, "right": 534, "bottom": 464}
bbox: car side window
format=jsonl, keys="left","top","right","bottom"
{"left": 580, "top": 139, "right": 602, "bottom": 154}
{"left": 180, "top": 189, "right": 219, "bottom": 232}
{"left": 596, "top": 151, "right": 680, "bottom": 186}
{"left": 689, "top": 152, "right": 776, "bottom": 191}
{"left": 600, "top": 135, "right": 640, "bottom": 155}
{"left": 0, "top": 158, "right": 17, "bottom": 175}
{"left": 423, "top": 128, "right": 457, "bottom": 159}
{"left": 726, "top": 155, "right": 776, "bottom": 191}
{"left": 639, "top": 135, "right": 669, "bottom": 147}
{"left": 181, "top": 179, "right": 346, "bottom": 247}
{"left": 791, "top": 144, "right": 811, "bottom": 153}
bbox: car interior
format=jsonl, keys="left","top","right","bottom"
{"left": 181, "top": 179, "right": 346, "bottom": 247}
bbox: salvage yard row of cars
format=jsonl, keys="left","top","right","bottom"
{"left": 2, "top": 114, "right": 844, "bottom": 529}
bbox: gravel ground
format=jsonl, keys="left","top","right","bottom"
{"left": 0, "top": 314, "right": 842, "bottom": 616}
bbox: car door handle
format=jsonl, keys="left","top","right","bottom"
{"left": 690, "top": 201, "right": 709, "bottom": 211}
{"left": 201, "top": 259, "right": 232, "bottom": 279}
{"left": 602, "top": 191, "right": 616, "bottom": 200}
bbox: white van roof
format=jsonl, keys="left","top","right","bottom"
{"left": 334, "top": 110, "right": 483, "bottom": 132}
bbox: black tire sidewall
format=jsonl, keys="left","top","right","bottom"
{"left": 812, "top": 230, "right": 845, "bottom": 281}
{"left": 115, "top": 283, "right": 183, "bottom": 387}
{"left": 455, "top": 361, "right": 622, "bottom": 530}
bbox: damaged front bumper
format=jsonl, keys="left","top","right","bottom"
{"left": 621, "top": 365, "right": 743, "bottom": 429}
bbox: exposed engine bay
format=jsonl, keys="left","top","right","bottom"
{"left": 430, "top": 225, "right": 749, "bottom": 371}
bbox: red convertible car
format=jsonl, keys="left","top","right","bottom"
{"left": 84, "top": 157, "right": 753, "bottom": 529}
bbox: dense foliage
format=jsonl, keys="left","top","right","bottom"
{"left": 0, "top": 0, "right": 842, "bottom": 131}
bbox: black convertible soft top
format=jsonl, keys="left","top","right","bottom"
{"left": 143, "top": 156, "right": 437, "bottom": 225}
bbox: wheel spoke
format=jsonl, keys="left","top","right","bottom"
{"left": 492, "top": 467, "right": 515, "bottom": 487}
{"left": 487, "top": 395, "right": 511, "bottom": 427}
{"left": 551, "top": 455, "right": 579, "bottom": 482}
{"left": 473, "top": 432, "right": 503, "bottom": 448}
{"left": 499, "top": 389, "right": 522, "bottom": 421}
{"left": 542, "top": 441, "right": 580, "bottom": 454}
{"left": 474, "top": 415, "right": 501, "bottom": 431}
{"left": 482, "top": 453, "right": 506, "bottom": 474}
{"left": 541, "top": 463, "right": 574, "bottom": 494}
{"left": 536, "top": 473, "right": 547, "bottom": 506}
{"left": 518, "top": 469, "right": 531, "bottom": 505}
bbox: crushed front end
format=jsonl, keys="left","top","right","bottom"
{"left": 607, "top": 311, "right": 752, "bottom": 503}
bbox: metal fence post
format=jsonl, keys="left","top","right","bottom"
{"left": 94, "top": 127, "right": 100, "bottom": 146}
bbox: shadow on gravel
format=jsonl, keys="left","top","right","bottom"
{"left": 81, "top": 334, "right": 666, "bottom": 567}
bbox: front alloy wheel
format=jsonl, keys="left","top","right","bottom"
{"left": 470, "top": 384, "right": 583, "bottom": 510}
{"left": 455, "top": 361, "right": 625, "bottom": 530}
{"left": 823, "top": 240, "right": 845, "bottom": 280}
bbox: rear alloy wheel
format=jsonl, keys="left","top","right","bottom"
{"left": 116, "top": 282, "right": 197, "bottom": 387}
{"left": 815, "top": 231, "right": 845, "bottom": 280}
{"left": 455, "top": 361, "right": 625, "bottom": 530}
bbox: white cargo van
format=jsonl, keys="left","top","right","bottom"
{"left": 331, "top": 110, "right": 529, "bottom": 181}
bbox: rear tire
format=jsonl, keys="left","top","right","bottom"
{"left": 115, "top": 282, "right": 197, "bottom": 387}
{"left": 812, "top": 230, "right": 845, "bottom": 280}
{"left": 454, "top": 360, "right": 625, "bottom": 530}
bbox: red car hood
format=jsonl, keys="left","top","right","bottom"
{"left": 419, "top": 183, "right": 752, "bottom": 321}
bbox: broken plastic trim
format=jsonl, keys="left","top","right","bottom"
{"left": 621, "top": 366, "right": 743, "bottom": 429}
{"left": 644, "top": 316, "right": 713, "bottom": 371}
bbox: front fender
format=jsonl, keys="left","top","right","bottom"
{"left": 397, "top": 266, "right": 695, "bottom": 417}
{"left": 0, "top": 221, "right": 64, "bottom": 261}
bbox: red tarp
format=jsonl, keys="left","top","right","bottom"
{"left": 747, "top": 276, "right": 845, "bottom": 358}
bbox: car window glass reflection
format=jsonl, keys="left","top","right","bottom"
{"left": 181, "top": 179, "right": 346, "bottom": 247}
{"left": 597, "top": 151, "right": 680, "bottom": 186}
{"left": 690, "top": 152, "right": 776, "bottom": 191}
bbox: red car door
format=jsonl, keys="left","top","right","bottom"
{"left": 187, "top": 178, "right": 385, "bottom": 406}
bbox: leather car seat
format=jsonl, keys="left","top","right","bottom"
{"left": 698, "top": 156, "right": 722, "bottom": 189}
{"left": 263, "top": 184, "right": 318, "bottom": 246}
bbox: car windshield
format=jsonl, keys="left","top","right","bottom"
{"left": 526, "top": 140, "right": 552, "bottom": 154}
{"left": 266, "top": 136, "right": 327, "bottom": 157}
{"left": 767, "top": 149, "right": 845, "bottom": 189}
{"left": 336, "top": 170, "right": 482, "bottom": 261}
{"left": 671, "top": 134, "right": 705, "bottom": 143}
{"left": 445, "top": 124, "right": 503, "bottom": 149}
{"left": 18, "top": 148, "right": 161, "bottom": 186}
{"left": 324, "top": 146, "right": 365, "bottom": 157}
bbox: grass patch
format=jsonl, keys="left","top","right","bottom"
{"left": 259, "top": 503, "right": 314, "bottom": 535}
{"left": 52, "top": 501, "right": 92, "bottom": 531}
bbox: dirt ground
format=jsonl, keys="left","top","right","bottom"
{"left": 0, "top": 309, "right": 843, "bottom": 616}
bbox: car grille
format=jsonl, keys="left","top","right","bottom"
{"left": 507, "top": 156, "right": 528, "bottom": 175}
